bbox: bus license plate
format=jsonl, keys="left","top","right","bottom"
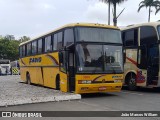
{"left": 99, "top": 87, "right": 106, "bottom": 91}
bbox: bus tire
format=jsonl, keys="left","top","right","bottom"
{"left": 26, "top": 73, "right": 31, "bottom": 85}
{"left": 56, "top": 75, "right": 60, "bottom": 90}
{"left": 128, "top": 73, "right": 137, "bottom": 91}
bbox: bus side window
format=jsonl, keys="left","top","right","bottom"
{"left": 123, "top": 29, "right": 138, "bottom": 47}
{"left": 45, "top": 36, "right": 52, "bottom": 52}
{"left": 38, "top": 39, "right": 42, "bottom": 54}
{"left": 53, "top": 34, "right": 58, "bottom": 51}
{"left": 20, "top": 46, "right": 23, "bottom": 57}
{"left": 57, "top": 32, "right": 63, "bottom": 50}
{"left": 32, "top": 41, "right": 37, "bottom": 55}
{"left": 22, "top": 45, "right": 26, "bottom": 57}
{"left": 140, "top": 26, "right": 158, "bottom": 45}
{"left": 60, "top": 51, "right": 67, "bottom": 73}
{"left": 27, "top": 43, "right": 31, "bottom": 56}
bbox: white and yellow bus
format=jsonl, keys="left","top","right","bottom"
{"left": 122, "top": 22, "right": 160, "bottom": 90}
{"left": 19, "top": 23, "right": 123, "bottom": 94}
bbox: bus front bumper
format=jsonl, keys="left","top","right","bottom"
{"left": 75, "top": 83, "right": 122, "bottom": 94}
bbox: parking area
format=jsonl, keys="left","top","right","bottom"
{"left": 0, "top": 75, "right": 81, "bottom": 107}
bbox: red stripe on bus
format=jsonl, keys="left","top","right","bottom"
{"left": 126, "top": 57, "right": 137, "bottom": 66}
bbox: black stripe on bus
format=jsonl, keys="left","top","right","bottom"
{"left": 20, "top": 66, "right": 59, "bottom": 68}
{"left": 41, "top": 67, "right": 44, "bottom": 84}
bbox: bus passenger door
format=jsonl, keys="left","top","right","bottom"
{"left": 68, "top": 51, "right": 75, "bottom": 92}
{"left": 59, "top": 51, "right": 68, "bottom": 92}
{"left": 147, "top": 44, "right": 159, "bottom": 85}
{"left": 137, "top": 45, "right": 147, "bottom": 86}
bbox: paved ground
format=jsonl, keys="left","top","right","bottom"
{"left": 1, "top": 89, "right": 160, "bottom": 120}
{"left": 0, "top": 76, "right": 81, "bottom": 106}
{"left": 0, "top": 76, "right": 160, "bottom": 120}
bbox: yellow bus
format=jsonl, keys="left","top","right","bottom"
{"left": 122, "top": 22, "right": 160, "bottom": 90}
{"left": 19, "top": 23, "right": 123, "bottom": 94}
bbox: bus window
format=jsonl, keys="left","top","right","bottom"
{"left": 123, "top": 29, "right": 138, "bottom": 47}
{"left": 38, "top": 39, "right": 42, "bottom": 54}
{"left": 22, "top": 45, "right": 26, "bottom": 57}
{"left": 27, "top": 43, "right": 31, "bottom": 56}
{"left": 60, "top": 51, "right": 67, "bottom": 73}
{"left": 64, "top": 29, "right": 74, "bottom": 46}
{"left": 45, "top": 36, "right": 52, "bottom": 52}
{"left": 53, "top": 34, "right": 58, "bottom": 51}
{"left": 140, "top": 26, "right": 157, "bottom": 45}
{"left": 57, "top": 32, "right": 63, "bottom": 49}
{"left": 20, "top": 46, "right": 22, "bottom": 57}
{"left": 32, "top": 41, "right": 37, "bottom": 55}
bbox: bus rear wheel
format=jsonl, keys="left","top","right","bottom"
{"left": 26, "top": 73, "right": 31, "bottom": 85}
{"left": 128, "top": 74, "right": 137, "bottom": 91}
{"left": 56, "top": 76, "right": 60, "bottom": 90}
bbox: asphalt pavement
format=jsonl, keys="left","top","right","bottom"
{"left": 1, "top": 76, "right": 160, "bottom": 120}
{"left": 1, "top": 88, "right": 160, "bottom": 120}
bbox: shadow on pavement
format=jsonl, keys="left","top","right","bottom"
{"left": 122, "top": 86, "right": 160, "bottom": 93}
{"left": 81, "top": 93, "right": 118, "bottom": 99}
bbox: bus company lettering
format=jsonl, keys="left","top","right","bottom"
{"left": 29, "top": 57, "right": 42, "bottom": 64}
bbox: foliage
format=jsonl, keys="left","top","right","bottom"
{"left": 0, "top": 35, "right": 30, "bottom": 61}
{"left": 155, "top": 5, "right": 160, "bottom": 14}
{"left": 138, "top": 0, "right": 160, "bottom": 22}
{"left": 100, "top": 0, "right": 127, "bottom": 26}
{"left": 19, "top": 36, "right": 30, "bottom": 43}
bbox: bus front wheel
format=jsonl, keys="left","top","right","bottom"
{"left": 128, "top": 74, "right": 137, "bottom": 91}
{"left": 26, "top": 73, "right": 31, "bottom": 85}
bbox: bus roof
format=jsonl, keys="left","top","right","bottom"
{"left": 121, "top": 21, "right": 160, "bottom": 31}
{"left": 19, "top": 23, "right": 119, "bottom": 46}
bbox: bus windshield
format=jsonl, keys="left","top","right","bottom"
{"left": 76, "top": 27, "right": 122, "bottom": 43}
{"left": 76, "top": 44, "right": 123, "bottom": 73}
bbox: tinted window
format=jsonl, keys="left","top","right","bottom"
{"left": 60, "top": 51, "right": 67, "bottom": 73}
{"left": 38, "top": 39, "right": 42, "bottom": 54}
{"left": 22, "top": 45, "right": 26, "bottom": 57}
{"left": 27, "top": 43, "right": 31, "bottom": 56}
{"left": 123, "top": 29, "right": 138, "bottom": 47}
{"left": 45, "top": 36, "right": 52, "bottom": 52}
{"left": 20, "top": 46, "right": 22, "bottom": 57}
{"left": 64, "top": 29, "right": 74, "bottom": 46}
{"left": 57, "top": 32, "right": 63, "bottom": 49}
{"left": 32, "top": 41, "right": 37, "bottom": 55}
{"left": 76, "top": 27, "right": 122, "bottom": 43}
{"left": 140, "top": 26, "right": 157, "bottom": 45}
{"left": 53, "top": 34, "right": 58, "bottom": 50}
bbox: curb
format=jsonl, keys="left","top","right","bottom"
{"left": 0, "top": 94, "right": 81, "bottom": 107}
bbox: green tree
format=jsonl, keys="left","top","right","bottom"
{"left": 155, "top": 6, "right": 160, "bottom": 14}
{"left": 0, "top": 37, "right": 20, "bottom": 61}
{"left": 19, "top": 36, "right": 30, "bottom": 43}
{"left": 138, "top": 0, "right": 160, "bottom": 22}
{"left": 100, "top": 0, "right": 127, "bottom": 26}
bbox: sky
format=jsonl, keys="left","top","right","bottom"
{"left": 0, "top": 0, "right": 160, "bottom": 39}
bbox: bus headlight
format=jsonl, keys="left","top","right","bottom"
{"left": 78, "top": 80, "right": 92, "bottom": 84}
{"left": 114, "top": 80, "right": 122, "bottom": 83}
